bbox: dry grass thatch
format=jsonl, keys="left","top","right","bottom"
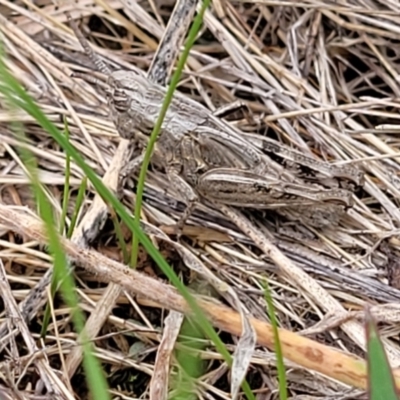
{"left": 1, "top": 0, "right": 400, "bottom": 398}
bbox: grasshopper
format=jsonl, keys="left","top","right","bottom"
{"left": 70, "top": 18, "right": 364, "bottom": 230}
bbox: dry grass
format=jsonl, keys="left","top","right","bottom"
{"left": 1, "top": 0, "right": 400, "bottom": 399}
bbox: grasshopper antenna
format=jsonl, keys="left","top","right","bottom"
{"left": 66, "top": 12, "right": 112, "bottom": 76}
{"left": 71, "top": 72, "right": 109, "bottom": 90}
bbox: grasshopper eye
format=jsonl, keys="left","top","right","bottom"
{"left": 111, "top": 88, "right": 130, "bottom": 113}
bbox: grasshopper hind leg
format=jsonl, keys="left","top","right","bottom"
{"left": 277, "top": 204, "right": 347, "bottom": 228}
{"left": 165, "top": 166, "right": 199, "bottom": 239}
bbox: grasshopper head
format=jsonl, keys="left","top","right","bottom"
{"left": 106, "top": 69, "right": 150, "bottom": 113}
{"left": 106, "top": 70, "right": 155, "bottom": 140}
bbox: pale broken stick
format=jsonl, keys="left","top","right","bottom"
{"left": 1, "top": 203, "right": 399, "bottom": 391}
{"left": 149, "top": 310, "right": 184, "bottom": 400}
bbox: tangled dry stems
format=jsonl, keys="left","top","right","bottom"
{"left": 1, "top": 0, "right": 400, "bottom": 398}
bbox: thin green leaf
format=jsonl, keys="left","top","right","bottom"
{"left": 263, "top": 280, "right": 288, "bottom": 400}
{"left": 111, "top": 211, "right": 130, "bottom": 264}
{"left": 41, "top": 117, "right": 72, "bottom": 337}
{"left": 172, "top": 317, "right": 208, "bottom": 400}
{"left": 366, "top": 306, "right": 399, "bottom": 400}
{"left": 59, "top": 117, "right": 71, "bottom": 236}
{"left": 67, "top": 176, "right": 87, "bottom": 239}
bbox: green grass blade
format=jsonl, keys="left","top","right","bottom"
{"left": 111, "top": 211, "right": 130, "bottom": 264}
{"left": 263, "top": 280, "right": 287, "bottom": 400}
{"left": 41, "top": 117, "right": 72, "bottom": 338}
{"left": 172, "top": 317, "right": 208, "bottom": 399}
{"left": 59, "top": 117, "right": 71, "bottom": 236}
{"left": 67, "top": 176, "right": 87, "bottom": 239}
{"left": 366, "top": 306, "right": 399, "bottom": 400}
{"left": 40, "top": 277, "right": 57, "bottom": 338}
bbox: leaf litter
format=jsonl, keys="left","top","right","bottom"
{"left": 1, "top": 0, "right": 400, "bottom": 398}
